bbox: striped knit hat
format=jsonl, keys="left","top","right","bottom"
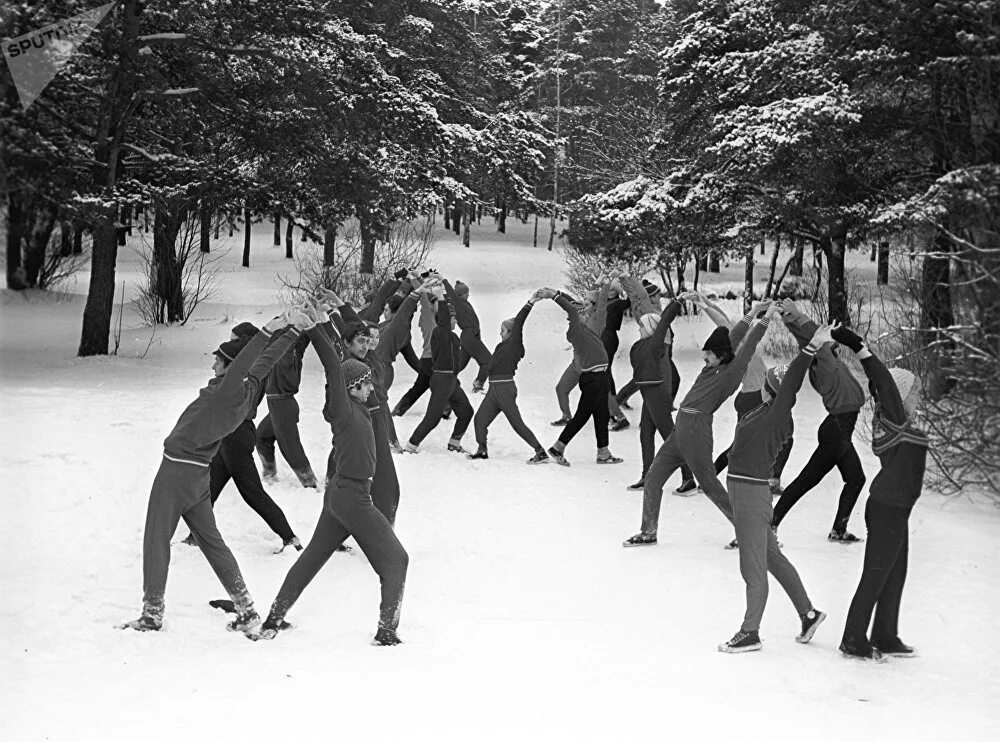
{"left": 764, "top": 364, "right": 788, "bottom": 397}
{"left": 342, "top": 358, "right": 372, "bottom": 388}
{"left": 231, "top": 322, "right": 259, "bottom": 340}
{"left": 889, "top": 368, "right": 916, "bottom": 401}
{"left": 214, "top": 339, "right": 245, "bottom": 363}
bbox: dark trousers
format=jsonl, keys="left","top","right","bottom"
{"left": 255, "top": 396, "right": 313, "bottom": 475}
{"left": 602, "top": 330, "right": 620, "bottom": 397}
{"left": 772, "top": 411, "right": 866, "bottom": 532}
{"left": 460, "top": 328, "right": 492, "bottom": 386}
{"left": 211, "top": 420, "right": 295, "bottom": 541}
{"left": 558, "top": 370, "right": 610, "bottom": 449}
{"left": 555, "top": 362, "right": 579, "bottom": 419}
{"left": 396, "top": 357, "right": 433, "bottom": 414}
{"left": 474, "top": 382, "right": 541, "bottom": 450}
{"left": 617, "top": 378, "right": 639, "bottom": 407}
{"left": 268, "top": 477, "right": 408, "bottom": 631}
{"left": 842, "top": 500, "right": 910, "bottom": 654}
{"left": 409, "top": 373, "right": 474, "bottom": 446}
{"left": 714, "top": 391, "right": 793, "bottom": 480}
{"left": 638, "top": 384, "right": 692, "bottom": 481}
{"left": 142, "top": 458, "right": 253, "bottom": 622}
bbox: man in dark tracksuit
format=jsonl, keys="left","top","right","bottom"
{"left": 771, "top": 303, "right": 867, "bottom": 541}
{"left": 255, "top": 330, "right": 317, "bottom": 488}
{"left": 546, "top": 288, "right": 623, "bottom": 466}
{"left": 121, "top": 314, "right": 305, "bottom": 632}
{"left": 253, "top": 308, "right": 408, "bottom": 645}
{"left": 719, "top": 322, "right": 831, "bottom": 653}
{"left": 444, "top": 279, "right": 492, "bottom": 393}
{"left": 602, "top": 286, "right": 631, "bottom": 429}
{"left": 404, "top": 296, "right": 474, "bottom": 452}
{"left": 624, "top": 303, "right": 774, "bottom": 546}
{"left": 466, "top": 292, "right": 549, "bottom": 464}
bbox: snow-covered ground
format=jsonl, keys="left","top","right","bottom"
{"left": 1, "top": 219, "right": 997, "bottom": 741}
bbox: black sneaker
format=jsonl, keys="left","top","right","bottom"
{"left": 527, "top": 450, "right": 550, "bottom": 465}
{"left": 672, "top": 478, "right": 699, "bottom": 496}
{"left": 248, "top": 616, "right": 292, "bottom": 642}
{"left": 769, "top": 481, "right": 784, "bottom": 497}
{"left": 467, "top": 447, "right": 489, "bottom": 460}
{"left": 718, "top": 630, "right": 762, "bottom": 653}
{"left": 622, "top": 532, "right": 657, "bottom": 547}
{"left": 548, "top": 447, "right": 569, "bottom": 466}
{"left": 294, "top": 468, "right": 318, "bottom": 489}
{"left": 373, "top": 627, "right": 402, "bottom": 646}
{"left": 471, "top": 381, "right": 485, "bottom": 394}
{"left": 610, "top": 418, "right": 630, "bottom": 432}
{"left": 261, "top": 462, "right": 277, "bottom": 482}
{"left": 828, "top": 529, "right": 863, "bottom": 543}
{"left": 596, "top": 454, "right": 624, "bottom": 464}
{"left": 796, "top": 609, "right": 826, "bottom": 644}
{"left": 626, "top": 479, "right": 644, "bottom": 491}
{"left": 550, "top": 416, "right": 571, "bottom": 426}
{"left": 391, "top": 403, "right": 405, "bottom": 417}
{"left": 724, "top": 538, "right": 739, "bottom": 550}
{"left": 119, "top": 615, "right": 162, "bottom": 632}
{"left": 227, "top": 610, "right": 262, "bottom": 634}
{"left": 180, "top": 533, "right": 197, "bottom": 546}
{"left": 441, "top": 408, "right": 452, "bottom": 420}
{"left": 619, "top": 400, "right": 633, "bottom": 410}
{"left": 839, "top": 641, "right": 884, "bottom": 661}
{"left": 275, "top": 536, "right": 303, "bottom": 554}
{"left": 871, "top": 638, "right": 916, "bottom": 657}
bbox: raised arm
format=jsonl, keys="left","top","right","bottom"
{"left": 218, "top": 315, "right": 287, "bottom": 396}
{"left": 379, "top": 292, "right": 420, "bottom": 357}
{"left": 585, "top": 281, "right": 611, "bottom": 334}
{"left": 729, "top": 300, "right": 770, "bottom": 348}
{"left": 306, "top": 323, "right": 351, "bottom": 420}
{"left": 619, "top": 275, "right": 657, "bottom": 319}
{"left": 832, "top": 326, "right": 906, "bottom": 424}
{"left": 358, "top": 278, "right": 401, "bottom": 324}
{"left": 552, "top": 291, "right": 584, "bottom": 336}
{"left": 650, "top": 300, "right": 683, "bottom": 346}
{"left": 771, "top": 324, "right": 831, "bottom": 418}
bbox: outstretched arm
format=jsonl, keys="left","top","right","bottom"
{"left": 771, "top": 324, "right": 832, "bottom": 417}
{"left": 650, "top": 300, "right": 683, "bottom": 346}
{"left": 832, "top": 326, "right": 906, "bottom": 424}
{"left": 359, "top": 278, "right": 401, "bottom": 324}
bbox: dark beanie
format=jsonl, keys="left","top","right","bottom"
{"left": 702, "top": 326, "right": 732, "bottom": 356}
{"left": 387, "top": 295, "right": 404, "bottom": 313}
{"left": 342, "top": 358, "right": 372, "bottom": 387}
{"left": 645, "top": 283, "right": 662, "bottom": 300}
{"left": 455, "top": 280, "right": 469, "bottom": 298}
{"left": 214, "top": 338, "right": 245, "bottom": 363}
{"left": 231, "top": 322, "right": 258, "bottom": 340}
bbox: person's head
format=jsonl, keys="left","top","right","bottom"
{"left": 363, "top": 289, "right": 376, "bottom": 306}
{"left": 342, "top": 358, "right": 374, "bottom": 402}
{"left": 230, "top": 322, "right": 258, "bottom": 342}
{"left": 385, "top": 294, "right": 404, "bottom": 321}
{"left": 500, "top": 318, "right": 516, "bottom": 340}
{"left": 762, "top": 364, "right": 788, "bottom": 404}
{"left": 366, "top": 322, "right": 380, "bottom": 347}
{"left": 637, "top": 313, "right": 660, "bottom": 339}
{"left": 212, "top": 339, "right": 243, "bottom": 377}
{"left": 455, "top": 280, "right": 470, "bottom": 299}
{"left": 343, "top": 322, "right": 372, "bottom": 359}
{"left": 701, "top": 327, "right": 733, "bottom": 368}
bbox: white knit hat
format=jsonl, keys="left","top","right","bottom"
{"left": 764, "top": 364, "right": 788, "bottom": 396}
{"left": 889, "top": 367, "right": 916, "bottom": 401}
{"left": 638, "top": 313, "right": 660, "bottom": 337}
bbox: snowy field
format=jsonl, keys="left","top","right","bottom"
{"left": 1, "top": 219, "right": 998, "bottom": 741}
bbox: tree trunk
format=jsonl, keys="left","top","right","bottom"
{"left": 533, "top": 213, "right": 538, "bottom": 247}
{"left": 462, "top": 201, "right": 471, "bottom": 247}
{"left": 324, "top": 223, "right": 337, "bottom": 267}
{"left": 200, "top": 201, "right": 211, "bottom": 253}
{"left": 73, "top": 223, "right": 84, "bottom": 255}
{"left": 920, "top": 230, "right": 954, "bottom": 342}
{"left": 825, "top": 230, "right": 849, "bottom": 324}
{"left": 444, "top": 199, "right": 451, "bottom": 231}
{"left": 117, "top": 203, "right": 128, "bottom": 246}
{"left": 5, "top": 192, "right": 28, "bottom": 289}
{"left": 760, "top": 239, "right": 765, "bottom": 256}
{"left": 153, "top": 201, "right": 186, "bottom": 323}
{"left": 789, "top": 235, "right": 804, "bottom": 276}
{"left": 452, "top": 202, "right": 462, "bottom": 236}
{"left": 60, "top": 220, "right": 73, "bottom": 258}
{"left": 877, "top": 241, "right": 890, "bottom": 285}
{"left": 285, "top": 219, "right": 293, "bottom": 259}
{"left": 274, "top": 212, "right": 281, "bottom": 246}
{"left": 25, "top": 205, "right": 57, "bottom": 287}
{"left": 744, "top": 247, "right": 754, "bottom": 313}
{"left": 359, "top": 214, "right": 377, "bottom": 274}
{"left": 765, "top": 234, "right": 781, "bottom": 298}
{"left": 697, "top": 252, "right": 707, "bottom": 272}
{"left": 498, "top": 200, "right": 507, "bottom": 233}
{"left": 676, "top": 260, "right": 686, "bottom": 291}
{"left": 242, "top": 207, "right": 252, "bottom": 268}
{"left": 709, "top": 251, "right": 720, "bottom": 273}
{"left": 214, "top": 210, "right": 221, "bottom": 240}
{"left": 79, "top": 218, "right": 120, "bottom": 354}
{"left": 870, "top": 244, "right": 877, "bottom": 261}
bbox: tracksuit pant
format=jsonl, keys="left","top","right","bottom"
{"left": 459, "top": 328, "right": 492, "bottom": 387}
{"left": 555, "top": 362, "right": 580, "bottom": 419}
{"left": 772, "top": 411, "right": 866, "bottom": 532}
{"left": 601, "top": 330, "right": 624, "bottom": 419}
{"left": 409, "top": 373, "right": 474, "bottom": 446}
{"left": 641, "top": 412, "right": 732, "bottom": 534}
{"left": 141, "top": 458, "right": 253, "bottom": 622}
{"left": 638, "top": 385, "right": 692, "bottom": 482}
{"left": 558, "top": 370, "right": 611, "bottom": 449}
{"left": 396, "top": 357, "right": 433, "bottom": 414}
{"left": 268, "top": 476, "right": 408, "bottom": 631}
{"left": 728, "top": 478, "right": 811, "bottom": 632}
{"left": 841, "top": 500, "right": 910, "bottom": 654}
{"left": 714, "top": 391, "right": 793, "bottom": 480}
{"left": 473, "top": 382, "right": 542, "bottom": 450}
{"left": 372, "top": 411, "right": 401, "bottom": 526}
{"left": 256, "top": 395, "right": 314, "bottom": 481}
{"left": 211, "top": 420, "right": 295, "bottom": 541}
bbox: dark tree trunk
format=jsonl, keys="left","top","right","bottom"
{"left": 744, "top": 247, "right": 755, "bottom": 313}
{"left": 228, "top": 215, "right": 234, "bottom": 237}
{"left": 242, "top": 207, "right": 252, "bottom": 268}
{"left": 5, "top": 192, "right": 28, "bottom": 289}
{"left": 790, "top": 235, "right": 804, "bottom": 276}
{"left": 274, "top": 212, "right": 282, "bottom": 246}
{"left": 870, "top": 244, "right": 877, "bottom": 261}
{"left": 824, "top": 230, "right": 849, "bottom": 324}
{"left": 359, "top": 215, "right": 377, "bottom": 275}
{"left": 143, "top": 205, "right": 149, "bottom": 233}
{"left": 285, "top": 219, "right": 293, "bottom": 259}
{"left": 200, "top": 201, "right": 211, "bottom": 253}
{"left": 877, "top": 241, "right": 890, "bottom": 285}
{"left": 709, "top": 251, "right": 720, "bottom": 272}
{"left": 60, "top": 220, "right": 73, "bottom": 258}
{"left": 452, "top": 202, "right": 461, "bottom": 236}
{"left": 214, "top": 210, "right": 221, "bottom": 240}
{"left": 533, "top": 213, "right": 538, "bottom": 247}
{"left": 73, "top": 223, "right": 84, "bottom": 255}
{"left": 476, "top": 203, "right": 481, "bottom": 224}
{"left": 117, "top": 203, "right": 128, "bottom": 246}
{"left": 697, "top": 252, "right": 707, "bottom": 271}
{"left": 79, "top": 218, "right": 120, "bottom": 354}
{"left": 920, "top": 230, "right": 955, "bottom": 342}
{"left": 765, "top": 234, "right": 781, "bottom": 298}
{"left": 760, "top": 240, "right": 765, "bottom": 256}
{"left": 676, "top": 260, "right": 686, "bottom": 291}
{"left": 443, "top": 199, "right": 451, "bottom": 231}
{"left": 324, "top": 223, "right": 337, "bottom": 267}
{"left": 462, "top": 201, "right": 471, "bottom": 247}
{"left": 25, "top": 206, "right": 57, "bottom": 287}
{"left": 498, "top": 200, "right": 507, "bottom": 234}
{"left": 153, "top": 201, "right": 186, "bottom": 323}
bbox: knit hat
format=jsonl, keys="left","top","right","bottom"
{"left": 342, "top": 358, "right": 373, "bottom": 388}
{"left": 214, "top": 339, "right": 244, "bottom": 363}
{"left": 644, "top": 282, "right": 662, "bottom": 300}
{"left": 637, "top": 313, "right": 660, "bottom": 337}
{"left": 889, "top": 367, "right": 916, "bottom": 401}
{"left": 387, "top": 295, "right": 404, "bottom": 313}
{"left": 231, "top": 322, "right": 259, "bottom": 340}
{"left": 501, "top": 318, "right": 516, "bottom": 335}
{"left": 455, "top": 280, "right": 470, "bottom": 298}
{"left": 764, "top": 364, "right": 788, "bottom": 397}
{"left": 702, "top": 326, "right": 733, "bottom": 356}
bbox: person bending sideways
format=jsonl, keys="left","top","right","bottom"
{"left": 120, "top": 311, "right": 308, "bottom": 633}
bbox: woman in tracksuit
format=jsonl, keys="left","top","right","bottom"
{"left": 545, "top": 287, "right": 623, "bottom": 466}
{"left": 253, "top": 301, "right": 409, "bottom": 645}
{"left": 443, "top": 279, "right": 492, "bottom": 393}
{"left": 832, "top": 325, "right": 927, "bottom": 661}
{"left": 121, "top": 312, "right": 305, "bottom": 633}
{"left": 404, "top": 295, "right": 475, "bottom": 452}
{"left": 624, "top": 302, "right": 775, "bottom": 546}
{"left": 772, "top": 303, "right": 867, "bottom": 542}
{"left": 466, "top": 291, "right": 549, "bottom": 464}
{"left": 718, "top": 320, "right": 833, "bottom": 653}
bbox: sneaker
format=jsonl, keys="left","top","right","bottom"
{"left": 227, "top": 610, "right": 262, "bottom": 634}
{"left": 871, "top": 638, "right": 916, "bottom": 657}
{"left": 447, "top": 441, "right": 466, "bottom": 454}
{"left": 550, "top": 416, "right": 571, "bottom": 426}
{"left": 373, "top": 627, "right": 402, "bottom": 646}
{"left": 769, "top": 481, "right": 784, "bottom": 497}
{"left": 180, "top": 533, "right": 197, "bottom": 546}
{"left": 724, "top": 538, "right": 739, "bottom": 550}
{"left": 718, "top": 630, "right": 762, "bottom": 653}
{"left": 261, "top": 462, "right": 277, "bottom": 482}
{"left": 626, "top": 479, "right": 644, "bottom": 491}
{"left": 294, "top": 468, "right": 318, "bottom": 489}
{"left": 119, "top": 615, "right": 162, "bottom": 632}
{"left": 471, "top": 381, "right": 485, "bottom": 394}
{"left": 402, "top": 442, "right": 419, "bottom": 454}
{"left": 275, "top": 536, "right": 303, "bottom": 554}
{"left": 622, "top": 532, "right": 657, "bottom": 547}
{"left": 610, "top": 418, "right": 630, "bottom": 432}
{"left": 248, "top": 616, "right": 292, "bottom": 642}
{"left": 390, "top": 441, "right": 404, "bottom": 454}
{"left": 619, "top": 400, "right": 633, "bottom": 410}
{"left": 839, "top": 641, "right": 884, "bottom": 662}
{"left": 672, "top": 479, "right": 699, "bottom": 496}
{"left": 828, "top": 529, "right": 863, "bottom": 543}
{"left": 548, "top": 447, "right": 569, "bottom": 466}
{"left": 441, "top": 408, "right": 452, "bottom": 420}
{"left": 596, "top": 454, "right": 624, "bottom": 464}
{"left": 527, "top": 450, "right": 550, "bottom": 465}
{"left": 391, "top": 403, "right": 405, "bottom": 417}
{"left": 467, "top": 447, "right": 489, "bottom": 460}
{"left": 796, "top": 609, "right": 826, "bottom": 644}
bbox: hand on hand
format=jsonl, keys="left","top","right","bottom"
{"left": 287, "top": 306, "right": 314, "bottom": 331}
{"left": 812, "top": 321, "right": 838, "bottom": 346}
{"left": 750, "top": 299, "right": 773, "bottom": 318}
{"left": 315, "top": 286, "right": 343, "bottom": 308}
{"left": 264, "top": 314, "right": 288, "bottom": 333}
{"left": 765, "top": 302, "right": 782, "bottom": 319}
{"left": 780, "top": 299, "right": 800, "bottom": 315}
